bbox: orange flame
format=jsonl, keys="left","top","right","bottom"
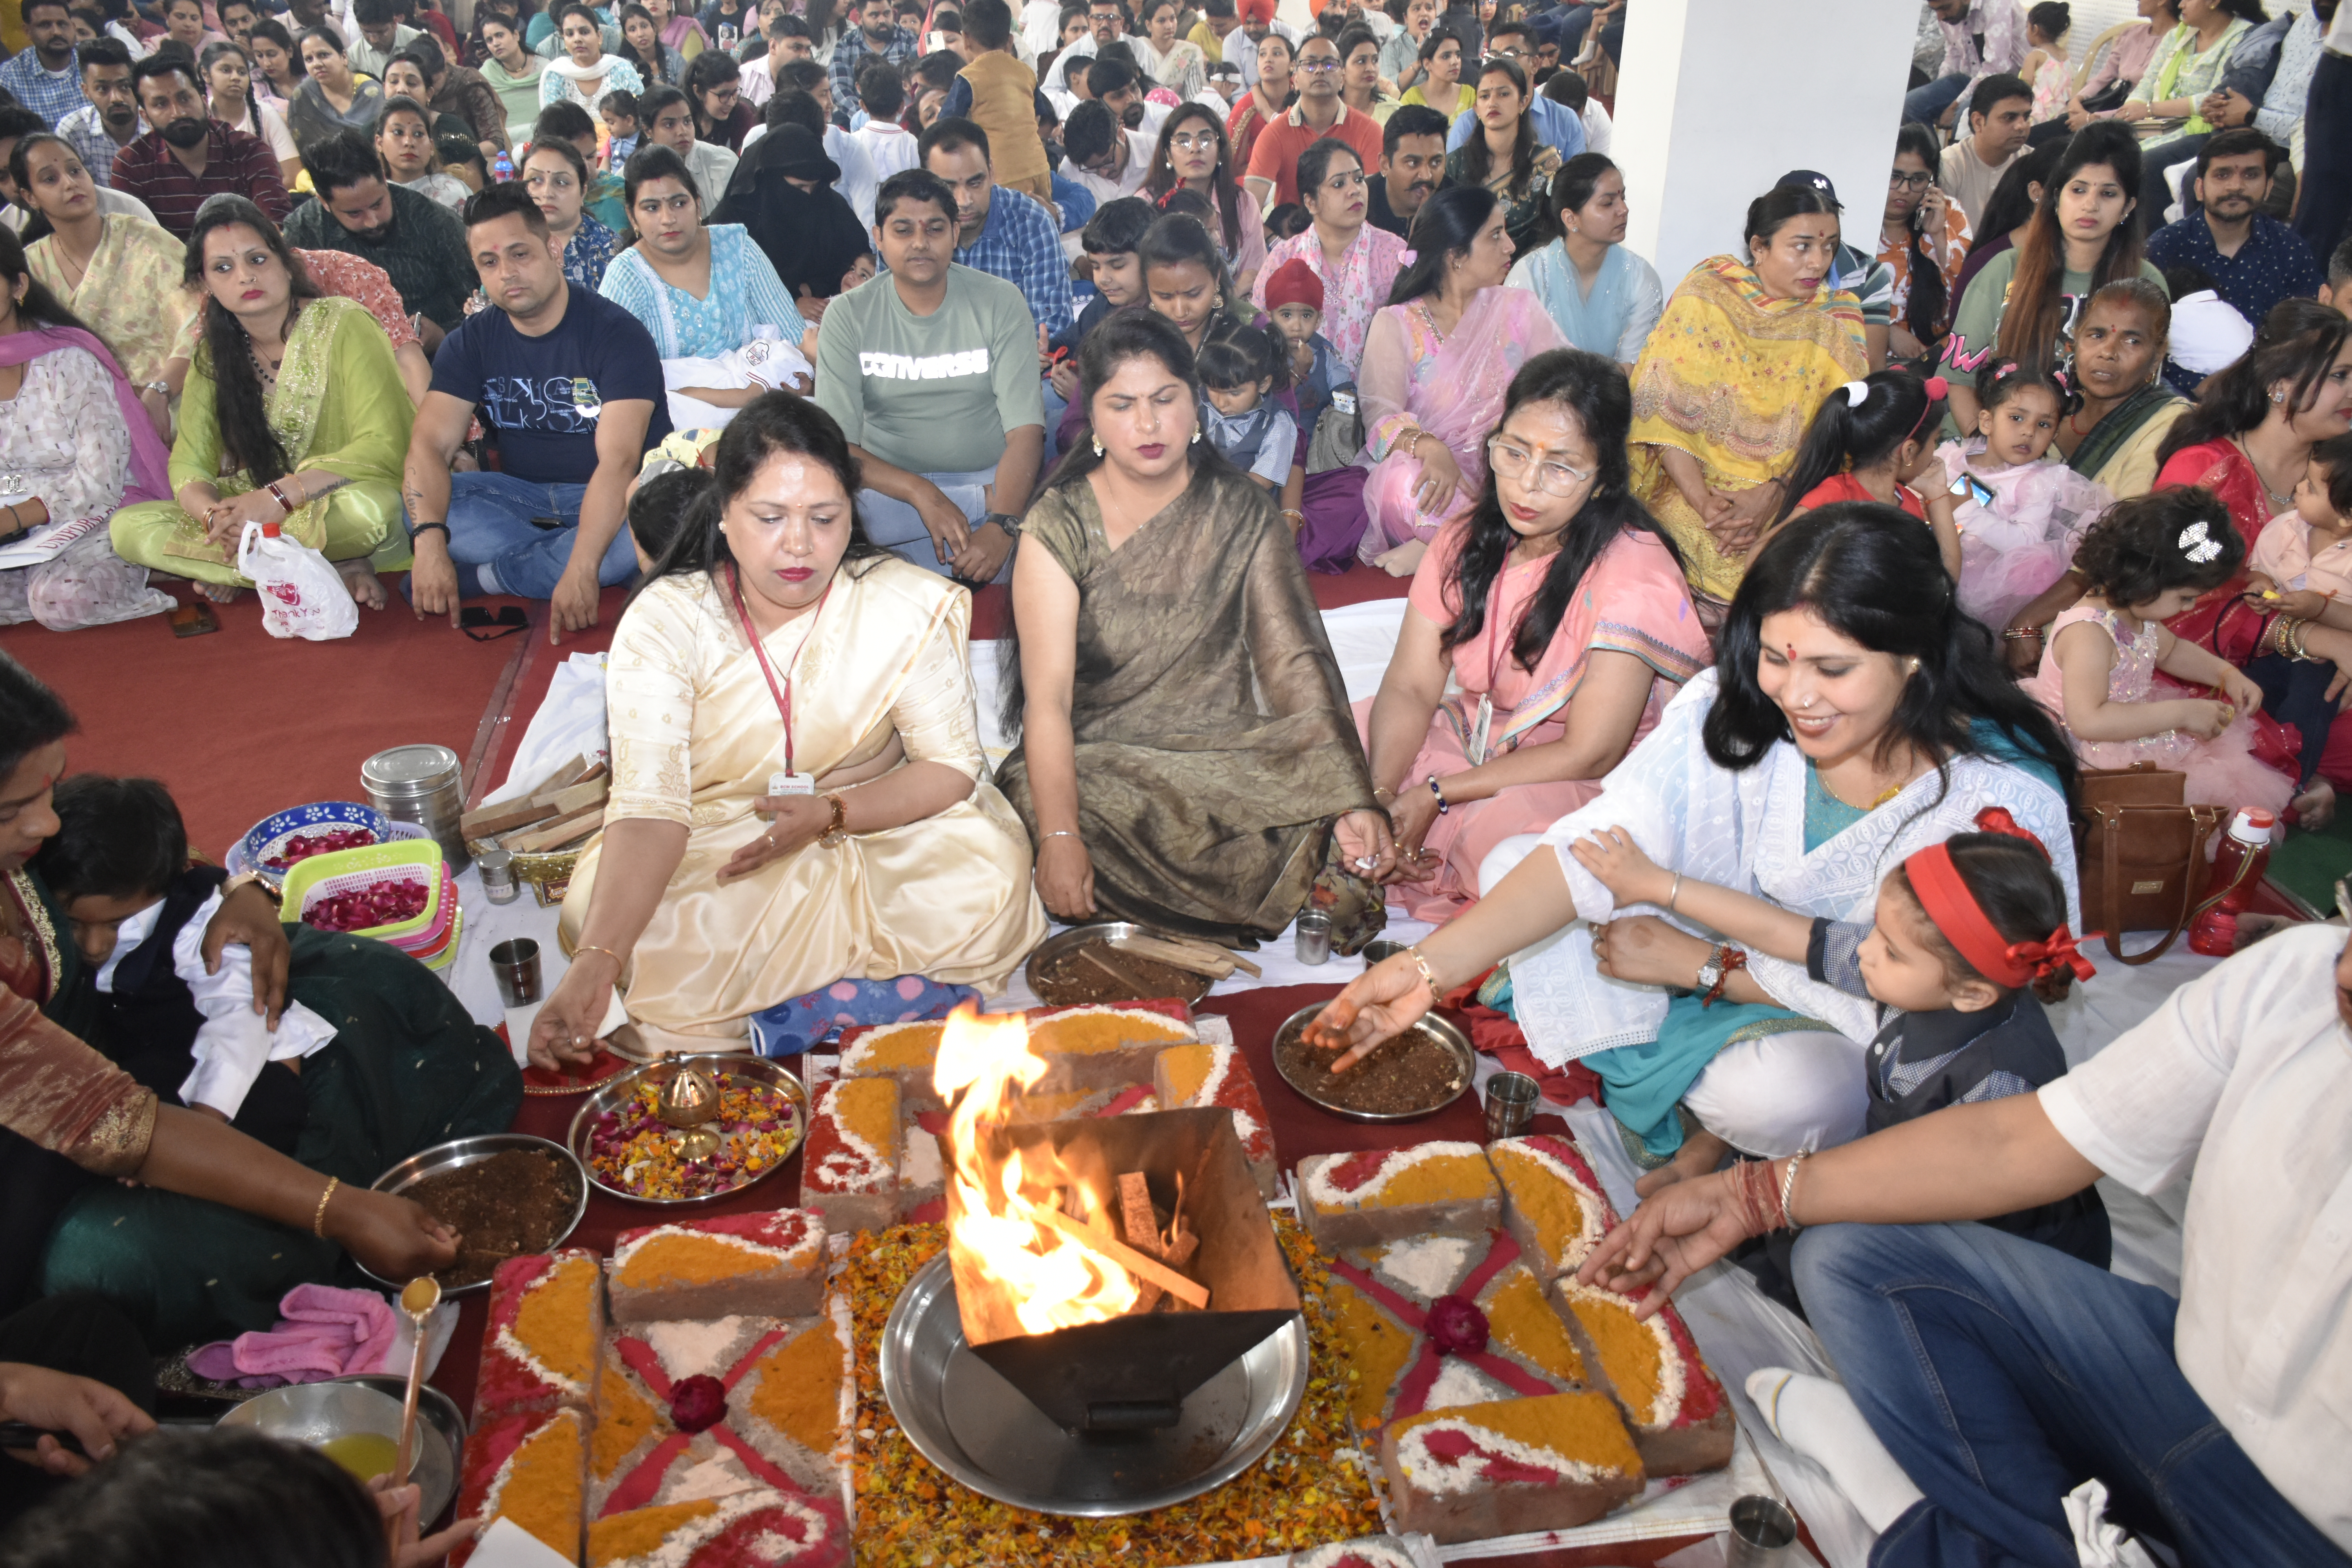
{"left": 932, "top": 1002, "right": 1139, "bottom": 1334}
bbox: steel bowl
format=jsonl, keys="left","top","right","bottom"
{"left": 566, "top": 1054, "right": 808, "bottom": 1207}
{"left": 1359, "top": 939, "right": 1408, "bottom": 967}
{"left": 217, "top": 1380, "right": 457, "bottom": 1521}
{"left": 880, "top": 1251, "right": 1307, "bottom": 1515}
{"left": 1268, "top": 1002, "right": 1476, "bottom": 1123}
{"left": 362, "top": 1133, "right": 588, "bottom": 1297}
{"left": 329, "top": 1374, "right": 466, "bottom": 1492}
{"left": 1024, "top": 922, "right": 1215, "bottom": 1006}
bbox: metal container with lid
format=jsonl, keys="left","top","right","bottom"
{"left": 361, "top": 744, "right": 469, "bottom": 871}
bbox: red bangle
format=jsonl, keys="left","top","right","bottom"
{"left": 266, "top": 480, "right": 296, "bottom": 516}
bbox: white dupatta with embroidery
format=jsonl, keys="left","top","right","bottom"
{"left": 1485, "top": 671, "right": 2080, "bottom": 1067}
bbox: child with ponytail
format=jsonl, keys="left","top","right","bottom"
{"left": 1934, "top": 356, "right": 2114, "bottom": 632}
{"left": 1770, "top": 368, "right": 1962, "bottom": 578}
{"left": 2023, "top": 488, "right": 2296, "bottom": 819}
{"left": 1570, "top": 810, "right": 2110, "bottom": 1270}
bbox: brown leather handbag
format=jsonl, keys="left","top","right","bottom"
{"left": 2074, "top": 763, "right": 2220, "bottom": 964}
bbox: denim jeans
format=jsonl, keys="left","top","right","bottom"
{"left": 443, "top": 471, "right": 640, "bottom": 601}
{"left": 857, "top": 466, "right": 1008, "bottom": 583}
{"left": 1794, "top": 1222, "right": 2348, "bottom": 1568}
{"left": 2295, "top": 49, "right": 2352, "bottom": 263}
{"left": 1905, "top": 73, "right": 1970, "bottom": 127}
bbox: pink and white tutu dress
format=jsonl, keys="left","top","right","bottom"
{"left": 1937, "top": 439, "right": 2114, "bottom": 632}
{"left": 2024, "top": 604, "right": 2294, "bottom": 817}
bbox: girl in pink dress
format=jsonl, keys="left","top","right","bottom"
{"left": 1936, "top": 358, "right": 2114, "bottom": 632}
{"left": 1357, "top": 348, "right": 1709, "bottom": 922}
{"left": 2024, "top": 489, "right": 2295, "bottom": 820}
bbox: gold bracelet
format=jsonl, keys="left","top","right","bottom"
{"left": 573, "top": 944, "right": 625, "bottom": 969}
{"left": 312, "top": 1175, "right": 339, "bottom": 1238}
{"left": 1403, "top": 943, "right": 1441, "bottom": 999}
{"left": 1778, "top": 1150, "right": 1807, "bottom": 1231}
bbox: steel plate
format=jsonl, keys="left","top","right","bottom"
{"left": 879, "top": 1251, "right": 1307, "bottom": 1516}
{"left": 565, "top": 1054, "right": 807, "bottom": 1207}
{"left": 1024, "top": 922, "right": 1216, "bottom": 1006}
{"left": 1268, "top": 1003, "right": 1475, "bottom": 1123}
{"left": 363, "top": 1133, "right": 588, "bottom": 1296}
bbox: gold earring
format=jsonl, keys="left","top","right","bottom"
{"left": 1092, "top": 436, "right": 1105, "bottom": 456}
{"left": 1190, "top": 427, "right": 1200, "bottom": 444}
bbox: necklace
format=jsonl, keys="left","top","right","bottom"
{"left": 2233, "top": 435, "right": 2296, "bottom": 513}
{"left": 1415, "top": 298, "right": 1451, "bottom": 345}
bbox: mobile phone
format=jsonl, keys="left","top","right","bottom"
{"left": 1949, "top": 472, "right": 1996, "bottom": 507}
{"left": 169, "top": 601, "right": 220, "bottom": 637}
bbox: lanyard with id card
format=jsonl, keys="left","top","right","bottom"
{"left": 725, "top": 563, "right": 831, "bottom": 800}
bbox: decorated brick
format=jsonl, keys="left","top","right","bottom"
{"left": 1154, "top": 1043, "right": 1278, "bottom": 1197}
{"left": 1287, "top": 1535, "right": 1427, "bottom": 1568}
{"left": 475, "top": 1250, "right": 604, "bottom": 1423}
{"left": 799, "top": 1077, "right": 901, "bottom": 1234}
{"left": 1488, "top": 1134, "right": 1617, "bottom": 1279}
{"left": 1297, "top": 1143, "right": 1501, "bottom": 1252}
{"left": 450, "top": 1408, "right": 586, "bottom": 1568}
{"left": 1552, "top": 1281, "right": 1735, "bottom": 1478}
{"left": 586, "top": 1487, "right": 850, "bottom": 1568}
{"left": 839, "top": 999, "right": 1196, "bottom": 1107}
{"left": 1379, "top": 1389, "right": 1645, "bottom": 1545}
{"left": 607, "top": 1210, "right": 828, "bottom": 1325}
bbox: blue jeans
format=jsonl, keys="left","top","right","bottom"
{"left": 1905, "top": 73, "right": 1970, "bottom": 127}
{"left": 443, "top": 472, "right": 639, "bottom": 601}
{"left": 857, "top": 466, "right": 1008, "bottom": 583}
{"left": 1795, "top": 1223, "right": 2347, "bottom": 1568}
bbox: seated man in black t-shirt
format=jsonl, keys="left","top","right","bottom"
{"left": 401, "top": 184, "right": 671, "bottom": 639}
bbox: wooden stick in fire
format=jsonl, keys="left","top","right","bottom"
{"left": 1026, "top": 1202, "right": 1210, "bottom": 1309}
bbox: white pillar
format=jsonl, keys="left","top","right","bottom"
{"left": 1612, "top": 0, "right": 1921, "bottom": 289}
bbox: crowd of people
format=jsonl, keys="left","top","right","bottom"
{"left": 0, "top": 0, "right": 2341, "bottom": 1563}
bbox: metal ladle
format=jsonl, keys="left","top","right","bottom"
{"left": 657, "top": 1065, "right": 723, "bottom": 1161}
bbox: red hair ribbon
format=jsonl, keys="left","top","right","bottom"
{"left": 1971, "top": 806, "right": 2050, "bottom": 859}
{"left": 1904, "top": 840, "right": 2096, "bottom": 987}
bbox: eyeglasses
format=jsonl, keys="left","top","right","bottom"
{"left": 1888, "top": 170, "right": 1934, "bottom": 191}
{"left": 1296, "top": 57, "right": 1339, "bottom": 71}
{"left": 1489, "top": 45, "right": 1528, "bottom": 58}
{"left": 1486, "top": 436, "right": 1592, "bottom": 497}
{"left": 1169, "top": 131, "right": 1219, "bottom": 151}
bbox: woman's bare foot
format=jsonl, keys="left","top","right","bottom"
{"left": 1634, "top": 1126, "right": 1731, "bottom": 1198}
{"left": 1375, "top": 538, "right": 1426, "bottom": 577}
{"left": 337, "top": 557, "right": 388, "bottom": 610}
{"left": 2292, "top": 777, "right": 2336, "bottom": 832}
{"left": 196, "top": 580, "right": 241, "bottom": 604}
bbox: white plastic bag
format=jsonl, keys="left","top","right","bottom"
{"left": 237, "top": 520, "right": 358, "bottom": 641}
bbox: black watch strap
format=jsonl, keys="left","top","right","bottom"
{"left": 984, "top": 510, "right": 1022, "bottom": 537}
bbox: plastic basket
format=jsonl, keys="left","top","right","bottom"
{"left": 283, "top": 840, "right": 445, "bottom": 943}
{"left": 231, "top": 803, "right": 431, "bottom": 884}
{"left": 423, "top": 903, "right": 464, "bottom": 972}
{"left": 385, "top": 865, "right": 461, "bottom": 956}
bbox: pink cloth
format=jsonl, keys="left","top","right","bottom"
{"left": 1936, "top": 438, "right": 2113, "bottom": 632}
{"left": 1358, "top": 521, "right": 1710, "bottom": 922}
{"left": 2251, "top": 509, "right": 2352, "bottom": 601}
{"left": 1357, "top": 287, "right": 1568, "bottom": 561}
{"left": 2023, "top": 603, "right": 2294, "bottom": 817}
{"left": 0, "top": 328, "right": 172, "bottom": 506}
{"left": 187, "top": 1283, "right": 400, "bottom": 1389}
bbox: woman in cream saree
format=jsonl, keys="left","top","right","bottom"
{"left": 539, "top": 397, "right": 1045, "bottom": 1059}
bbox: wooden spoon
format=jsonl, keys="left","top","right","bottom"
{"left": 391, "top": 1275, "right": 441, "bottom": 1495}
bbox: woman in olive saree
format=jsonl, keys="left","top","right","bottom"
{"left": 999, "top": 312, "right": 1396, "bottom": 949}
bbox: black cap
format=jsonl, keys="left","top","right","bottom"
{"left": 1775, "top": 168, "right": 1841, "bottom": 210}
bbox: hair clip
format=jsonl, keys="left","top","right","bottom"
{"left": 1398, "top": 249, "right": 1417, "bottom": 265}
{"left": 1842, "top": 380, "right": 1869, "bottom": 407}
{"left": 1972, "top": 806, "right": 2051, "bottom": 861}
{"left": 2179, "top": 520, "right": 2224, "bottom": 564}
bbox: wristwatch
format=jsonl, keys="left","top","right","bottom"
{"left": 982, "top": 510, "right": 1022, "bottom": 538}
{"left": 1691, "top": 947, "right": 1725, "bottom": 997}
{"left": 818, "top": 792, "right": 850, "bottom": 849}
{"left": 140, "top": 380, "right": 171, "bottom": 399}
{"left": 220, "top": 871, "right": 283, "bottom": 907}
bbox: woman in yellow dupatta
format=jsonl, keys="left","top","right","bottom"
{"left": 531, "top": 396, "right": 1046, "bottom": 1062}
{"left": 1629, "top": 183, "right": 1866, "bottom": 613}
{"left": 108, "top": 198, "right": 411, "bottom": 607}
{"left": 13, "top": 135, "right": 199, "bottom": 427}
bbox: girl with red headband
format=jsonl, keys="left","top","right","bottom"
{"left": 1768, "top": 367, "right": 1962, "bottom": 579}
{"left": 1569, "top": 808, "right": 2111, "bottom": 1275}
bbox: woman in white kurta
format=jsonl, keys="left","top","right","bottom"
{"left": 531, "top": 396, "right": 1046, "bottom": 1062}
{"left": 1306, "top": 502, "right": 2079, "bottom": 1165}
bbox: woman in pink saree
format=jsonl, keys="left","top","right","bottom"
{"left": 1357, "top": 185, "right": 1566, "bottom": 576}
{"left": 1358, "top": 348, "right": 1708, "bottom": 922}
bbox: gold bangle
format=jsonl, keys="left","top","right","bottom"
{"left": 1403, "top": 943, "right": 1441, "bottom": 999}
{"left": 573, "top": 944, "right": 625, "bottom": 969}
{"left": 312, "top": 1175, "right": 339, "bottom": 1238}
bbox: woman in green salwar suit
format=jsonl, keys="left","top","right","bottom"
{"left": 998, "top": 312, "right": 1397, "bottom": 949}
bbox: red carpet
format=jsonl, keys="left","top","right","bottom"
{"left": 0, "top": 579, "right": 539, "bottom": 861}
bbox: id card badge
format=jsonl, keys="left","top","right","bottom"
{"left": 768, "top": 771, "right": 817, "bottom": 799}
{"left": 1467, "top": 694, "right": 1494, "bottom": 767}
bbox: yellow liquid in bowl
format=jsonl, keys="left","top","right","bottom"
{"left": 319, "top": 1432, "right": 399, "bottom": 1482}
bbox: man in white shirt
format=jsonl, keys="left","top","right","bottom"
{"left": 1578, "top": 922, "right": 2352, "bottom": 1561}
{"left": 1061, "top": 97, "right": 1150, "bottom": 203}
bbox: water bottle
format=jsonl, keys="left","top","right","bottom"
{"left": 492, "top": 146, "right": 514, "bottom": 182}
{"left": 2187, "top": 807, "right": 2274, "bottom": 957}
